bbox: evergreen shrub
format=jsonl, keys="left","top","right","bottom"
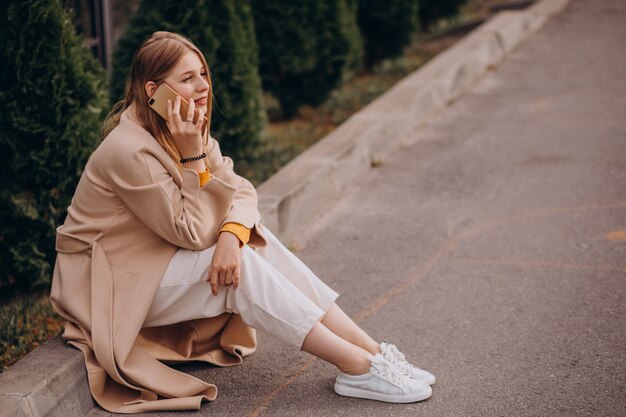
{"left": 110, "top": 0, "right": 267, "bottom": 175}
{"left": 418, "top": 0, "right": 469, "bottom": 32}
{"left": 356, "top": 0, "right": 418, "bottom": 70}
{"left": 0, "top": 0, "right": 108, "bottom": 290}
{"left": 250, "top": 0, "right": 363, "bottom": 119}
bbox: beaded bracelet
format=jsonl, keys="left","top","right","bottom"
{"left": 180, "top": 152, "right": 207, "bottom": 164}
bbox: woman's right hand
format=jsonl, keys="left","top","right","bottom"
{"left": 206, "top": 231, "right": 243, "bottom": 296}
{"left": 166, "top": 95, "right": 205, "bottom": 158}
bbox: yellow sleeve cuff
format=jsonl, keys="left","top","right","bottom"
{"left": 198, "top": 168, "right": 212, "bottom": 187}
{"left": 219, "top": 222, "right": 251, "bottom": 248}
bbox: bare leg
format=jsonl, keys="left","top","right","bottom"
{"left": 301, "top": 321, "right": 372, "bottom": 375}
{"left": 321, "top": 303, "right": 381, "bottom": 356}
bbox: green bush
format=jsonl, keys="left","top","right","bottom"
{"left": 343, "top": 0, "right": 365, "bottom": 80}
{"left": 0, "top": 0, "right": 108, "bottom": 291}
{"left": 356, "top": 0, "right": 418, "bottom": 70}
{"left": 110, "top": 0, "right": 267, "bottom": 175}
{"left": 250, "top": 0, "right": 363, "bottom": 119}
{"left": 418, "top": 0, "right": 469, "bottom": 32}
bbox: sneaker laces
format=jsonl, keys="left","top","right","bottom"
{"left": 369, "top": 354, "right": 410, "bottom": 388}
{"left": 383, "top": 342, "right": 417, "bottom": 373}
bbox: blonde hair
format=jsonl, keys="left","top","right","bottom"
{"left": 102, "top": 31, "right": 213, "bottom": 169}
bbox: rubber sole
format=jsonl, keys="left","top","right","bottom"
{"left": 334, "top": 383, "right": 432, "bottom": 403}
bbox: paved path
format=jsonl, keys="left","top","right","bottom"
{"left": 91, "top": 0, "right": 626, "bottom": 415}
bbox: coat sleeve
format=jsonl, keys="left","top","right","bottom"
{"left": 204, "top": 136, "right": 262, "bottom": 229}
{"left": 100, "top": 141, "right": 237, "bottom": 251}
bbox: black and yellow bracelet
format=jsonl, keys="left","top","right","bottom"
{"left": 180, "top": 152, "right": 207, "bottom": 164}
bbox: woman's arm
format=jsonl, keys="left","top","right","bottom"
{"left": 198, "top": 165, "right": 250, "bottom": 248}
{"left": 204, "top": 136, "right": 261, "bottom": 230}
{"left": 99, "top": 141, "right": 236, "bottom": 251}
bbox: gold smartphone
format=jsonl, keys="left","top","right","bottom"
{"left": 147, "top": 82, "right": 208, "bottom": 130}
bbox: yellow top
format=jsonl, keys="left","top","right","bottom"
{"left": 198, "top": 168, "right": 251, "bottom": 248}
{"left": 198, "top": 168, "right": 212, "bottom": 186}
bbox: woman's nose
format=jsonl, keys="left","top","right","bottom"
{"left": 197, "top": 79, "right": 210, "bottom": 92}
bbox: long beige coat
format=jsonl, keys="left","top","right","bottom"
{"left": 50, "top": 103, "right": 268, "bottom": 413}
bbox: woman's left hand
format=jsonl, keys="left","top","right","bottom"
{"left": 207, "top": 232, "right": 242, "bottom": 296}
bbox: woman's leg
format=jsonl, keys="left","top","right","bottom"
{"left": 145, "top": 244, "right": 374, "bottom": 375}
{"left": 301, "top": 321, "right": 372, "bottom": 375}
{"left": 320, "top": 304, "right": 382, "bottom": 356}
{"left": 254, "top": 226, "right": 382, "bottom": 357}
{"left": 147, "top": 234, "right": 433, "bottom": 402}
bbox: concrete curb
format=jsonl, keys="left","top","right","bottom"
{"left": 0, "top": 1, "right": 569, "bottom": 416}
{"left": 0, "top": 337, "right": 93, "bottom": 417}
{"left": 257, "top": 0, "right": 569, "bottom": 246}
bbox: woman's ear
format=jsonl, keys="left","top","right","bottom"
{"left": 145, "top": 81, "right": 157, "bottom": 98}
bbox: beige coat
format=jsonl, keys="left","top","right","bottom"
{"left": 50, "top": 103, "right": 268, "bottom": 413}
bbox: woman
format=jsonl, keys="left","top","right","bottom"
{"left": 50, "top": 31, "right": 434, "bottom": 413}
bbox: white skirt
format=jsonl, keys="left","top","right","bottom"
{"left": 143, "top": 225, "right": 340, "bottom": 348}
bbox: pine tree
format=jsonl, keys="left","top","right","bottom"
{"left": 0, "top": 0, "right": 108, "bottom": 290}
{"left": 110, "top": 0, "right": 266, "bottom": 176}
{"left": 357, "top": 0, "right": 419, "bottom": 70}
{"left": 251, "top": 0, "right": 363, "bottom": 119}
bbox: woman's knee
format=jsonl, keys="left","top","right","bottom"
{"left": 238, "top": 246, "right": 282, "bottom": 289}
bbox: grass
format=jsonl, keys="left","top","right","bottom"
{"left": 0, "top": 289, "right": 64, "bottom": 372}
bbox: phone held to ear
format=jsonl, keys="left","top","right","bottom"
{"left": 147, "top": 82, "right": 208, "bottom": 131}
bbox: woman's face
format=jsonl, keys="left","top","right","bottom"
{"left": 158, "top": 51, "right": 210, "bottom": 113}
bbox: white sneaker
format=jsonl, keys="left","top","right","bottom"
{"left": 334, "top": 353, "right": 432, "bottom": 403}
{"left": 380, "top": 341, "right": 436, "bottom": 385}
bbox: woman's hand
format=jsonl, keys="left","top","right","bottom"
{"left": 166, "top": 95, "right": 205, "bottom": 158}
{"left": 206, "top": 232, "right": 242, "bottom": 296}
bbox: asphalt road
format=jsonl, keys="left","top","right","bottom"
{"left": 90, "top": 0, "right": 626, "bottom": 415}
